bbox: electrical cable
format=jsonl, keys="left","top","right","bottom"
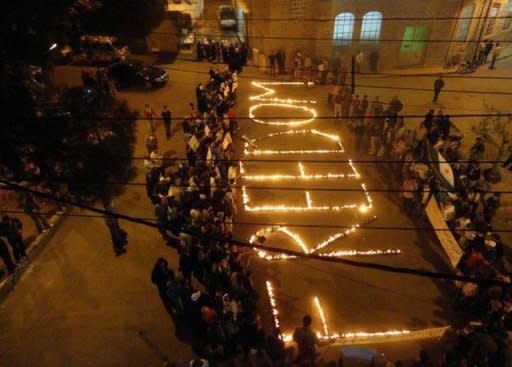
{"left": 166, "top": 57, "right": 512, "bottom": 81}
{"left": 1, "top": 178, "right": 510, "bottom": 288}
{"left": 179, "top": 15, "right": 512, "bottom": 21}
{"left": 8, "top": 112, "right": 512, "bottom": 121}
{"left": 2, "top": 179, "right": 511, "bottom": 195}
{"left": 142, "top": 30, "right": 512, "bottom": 43}
{"left": 1, "top": 208, "right": 510, "bottom": 233}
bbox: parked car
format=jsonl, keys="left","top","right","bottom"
{"left": 77, "top": 35, "right": 130, "bottom": 65}
{"left": 107, "top": 61, "right": 169, "bottom": 89}
{"left": 217, "top": 5, "right": 237, "bottom": 30}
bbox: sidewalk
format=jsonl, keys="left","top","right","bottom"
{"left": 0, "top": 188, "right": 67, "bottom": 300}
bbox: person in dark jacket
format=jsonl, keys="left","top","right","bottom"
{"left": 0, "top": 238, "right": 15, "bottom": 274}
{"left": 433, "top": 76, "right": 445, "bottom": 103}
{"left": 104, "top": 202, "right": 127, "bottom": 256}
{"left": 0, "top": 215, "right": 26, "bottom": 262}
{"left": 20, "top": 193, "right": 49, "bottom": 233}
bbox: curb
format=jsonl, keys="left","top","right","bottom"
{"left": 0, "top": 206, "right": 71, "bottom": 303}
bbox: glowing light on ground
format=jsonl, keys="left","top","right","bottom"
{"left": 267, "top": 283, "right": 412, "bottom": 344}
{"left": 239, "top": 161, "right": 357, "bottom": 181}
{"left": 313, "top": 297, "right": 330, "bottom": 338}
{"left": 319, "top": 249, "right": 402, "bottom": 257}
{"left": 266, "top": 281, "right": 281, "bottom": 331}
{"left": 242, "top": 184, "right": 372, "bottom": 213}
{"left": 243, "top": 129, "right": 346, "bottom": 156}
{"left": 247, "top": 81, "right": 409, "bottom": 343}
{"left": 249, "top": 81, "right": 318, "bottom": 126}
{"left": 248, "top": 217, "right": 387, "bottom": 261}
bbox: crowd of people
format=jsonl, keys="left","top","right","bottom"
{"left": 145, "top": 68, "right": 292, "bottom": 366}
{"left": 263, "top": 48, "right": 379, "bottom": 83}
{"left": 477, "top": 40, "right": 502, "bottom": 70}
{"left": 196, "top": 40, "right": 249, "bottom": 74}
{"left": 330, "top": 82, "right": 512, "bottom": 366}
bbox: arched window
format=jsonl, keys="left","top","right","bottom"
{"left": 333, "top": 12, "right": 355, "bottom": 45}
{"left": 360, "top": 11, "right": 383, "bottom": 42}
{"left": 456, "top": 3, "right": 475, "bottom": 41}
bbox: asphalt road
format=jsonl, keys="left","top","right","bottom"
{"left": 1, "top": 57, "right": 511, "bottom": 366}
{"left": 236, "top": 81, "right": 456, "bottom": 336}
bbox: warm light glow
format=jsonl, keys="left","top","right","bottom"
{"left": 242, "top": 184, "right": 372, "bottom": 213}
{"left": 266, "top": 281, "right": 281, "bottom": 331}
{"left": 246, "top": 82, "right": 404, "bottom": 343}
{"left": 249, "top": 217, "right": 387, "bottom": 261}
{"left": 313, "top": 297, "right": 330, "bottom": 338}
{"left": 248, "top": 81, "right": 318, "bottom": 126}
{"left": 267, "top": 282, "right": 412, "bottom": 343}
{"left": 342, "top": 330, "right": 411, "bottom": 339}
{"left": 319, "top": 249, "right": 402, "bottom": 257}
{"left": 243, "top": 129, "right": 346, "bottom": 156}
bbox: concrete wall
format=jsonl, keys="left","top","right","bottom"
{"left": 247, "top": 0, "right": 466, "bottom": 70}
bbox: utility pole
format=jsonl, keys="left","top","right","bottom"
{"left": 351, "top": 55, "right": 355, "bottom": 94}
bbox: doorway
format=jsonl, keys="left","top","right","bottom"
{"left": 399, "top": 26, "right": 429, "bottom": 66}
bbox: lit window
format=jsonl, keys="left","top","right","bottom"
{"left": 333, "top": 12, "right": 355, "bottom": 45}
{"left": 360, "top": 11, "right": 383, "bottom": 43}
{"left": 485, "top": 3, "right": 501, "bottom": 35}
{"left": 455, "top": 4, "right": 475, "bottom": 41}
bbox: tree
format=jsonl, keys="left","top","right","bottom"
{"left": 1, "top": 0, "right": 99, "bottom": 64}
{"left": 471, "top": 102, "right": 511, "bottom": 184}
{"left": 0, "top": 67, "right": 137, "bottom": 205}
{"left": 83, "top": 0, "right": 167, "bottom": 39}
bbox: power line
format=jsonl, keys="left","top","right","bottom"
{"left": 2, "top": 208, "right": 510, "bottom": 233}
{"left": 183, "top": 15, "right": 512, "bottom": 22}
{"left": 0, "top": 210, "right": 512, "bottom": 233}
{"left": 165, "top": 62, "right": 512, "bottom": 95}
{"left": 9, "top": 112, "right": 512, "bottom": 121}
{"left": 168, "top": 56, "right": 512, "bottom": 81}
{"left": 3, "top": 180, "right": 511, "bottom": 195}
{"left": 1, "top": 178, "right": 509, "bottom": 288}
{"left": 150, "top": 30, "right": 512, "bottom": 43}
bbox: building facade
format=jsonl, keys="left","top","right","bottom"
{"left": 447, "top": 0, "right": 512, "bottom": 63}
{"left": 245, "top": 0, "right": 510, "bottom": 70}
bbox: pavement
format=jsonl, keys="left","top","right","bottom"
{"left": 1, "top": 54, "right": 512, "bottom": 366}
{"left": 0, "top": 189, "right": 62, "bottom": 282}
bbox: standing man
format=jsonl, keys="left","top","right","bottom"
{"left": 268, "top": 50, "right": 276, "bottom": 78}
{"left": 293, "top": 315, "right": 320, "bottom": 365}
{"left": 334, "top": 90, "right": 343, "bottom": 119}
{"left": 145, "top": 134, "right": 158, "bottom": 154}
{"left": 104, "top": 201, "right": 128, "bottom": 256}
{"left": 161, "top": 105, "right": 172, "bottom": 140}
{"left": 144, "top": 104, "right": 156, "bottom": 134}
{"left": 478, "top": 40, "right": 488, "bottom": 64}
{"left": 293, "top": 50, "right": 302, "bottom": 80}
{"left": 485, "top": 40, "right": 494, "bottom": 63}
{"left": 355, "top": 50, "right": 364, "bottom": 73}
{"left": 20, "top": 192, "right": 49, "bottom": 233}
{"left": 369, "top": 49, "right": 379, "bottom": 73}
{"left": 276, "top": 50, "right": 283, "bottom": 75}
{"left": 338, "top": 59, "right": 348, "bottom": 86}
{"left": 1, "top": 215, "right": 26, "bottom": 263}
{"left": 0, "top": 238, "right": 15, "bottom": 274}
{"left": 361, "top": 94, "right": 369, "bottom": 121}
{"left": 489, "top": 42, "right": 501, "bottom": 69}
{"left": 433, "top": 75, "right": 445, "bottom": 103}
